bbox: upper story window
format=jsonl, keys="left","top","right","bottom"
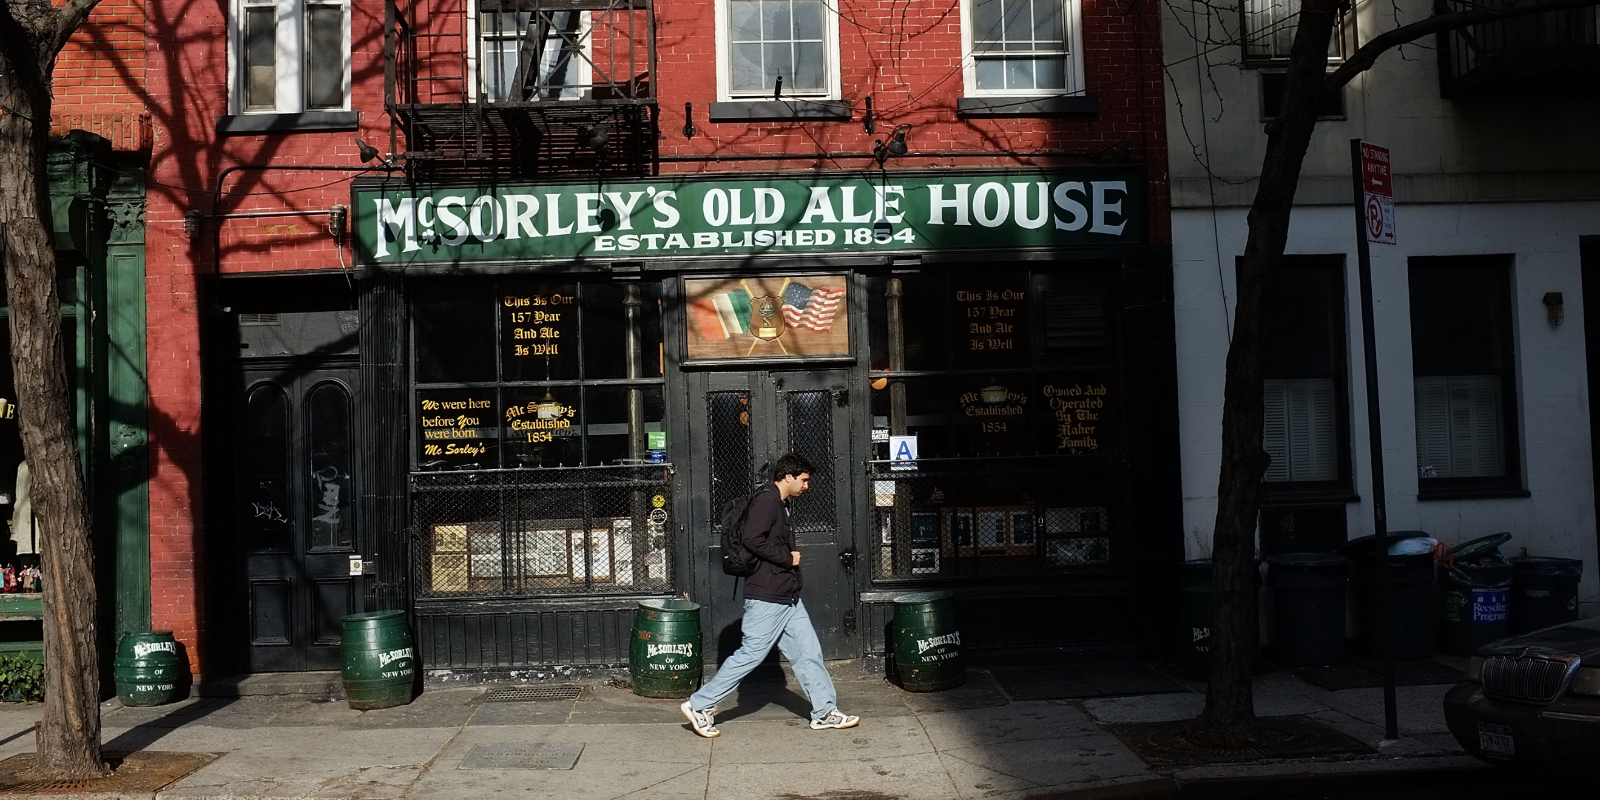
{"left": 236, "top": 0, "right": 350, "bottom": 113}
{"left": 476, "top": 4, "right": 588, "bottom": 101}
{"left": 1260, "top": 257, "right": 1348, "bottom": 487}
{"left": 718, "top": 0, "right": 841, "bottom": 99}
{"left": 963, "top": 0, "right": 1084, "bottom": 96}
{"left": 1242, "top": 0, "right": 1347, "bottom": 61}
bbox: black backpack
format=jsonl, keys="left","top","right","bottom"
{"left": 718, "top": 486, "right": 765, "bottom": 577}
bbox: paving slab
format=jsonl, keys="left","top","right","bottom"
{"left": 705, "top": 752, "right": 960, "bottom": 800}
{"left": 939, "top": 737, "right": 1153, "bottom": 789}
{"left": 896, "top": 671, "right": 1010, "bottom": 714}
{"left": 1322, "top": 684, "right": 1453, "bottom": 735}
{"left": 342, "top": 687, "right": 482, "bottom": 729}
{"left": 914, "top": 703, "right": 1103, "bottom": 752}
{"left": 466, "top": 698, "right": 577, "bottom": 726}
{"left": 708, "top": 716, "right": 935, "bottom": 763}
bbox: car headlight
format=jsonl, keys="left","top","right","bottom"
{"left": 1571, "top": 667, "right": 1600, "bottom": 697}
{"left": 1465, "top": 656, "right": 1484, "bottom": 682}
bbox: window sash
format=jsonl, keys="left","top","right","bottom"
{"left": 236, "top": 0, "right": 349, "bottom": 113}
{"left": 967, "top": 0, "right": 1076, "bottom": 94}
{"left": 728, "top": 0, "right": 829, "bottom": 95}
{"left": 477, "top": 10, "right": 586, "bottom": 101}
{"left": 1242, "top": 0, "right": 1343, "bottom": 60}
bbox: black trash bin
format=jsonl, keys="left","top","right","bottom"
{"left": 1179, "top": 559, "right": 1260, "bottom": 677}
{"left": 1440, "top": 533, "right": 1513, "bottom": 656}
{"left": 1341, "top": 531, "right": 1437, "bottom": 660}
{"left": 1266, "top": 553, "right": 1349, "bottom": 666}
{"left": 1510, "top": 557, "right": 1583, "bottom": 633}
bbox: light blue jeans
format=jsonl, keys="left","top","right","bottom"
{"left": 689, "top": 598, "right": 838, "bottom": 722}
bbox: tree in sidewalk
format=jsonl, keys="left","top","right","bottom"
{"left": 1191, "top": 0, "right": 1600, "bottom": 742}
{"left": 0, "top": 0, "right": 109, "bottom": 779}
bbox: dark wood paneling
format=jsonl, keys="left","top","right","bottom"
{"left": 416, "top": 605, "right": 636, "bottom": 668}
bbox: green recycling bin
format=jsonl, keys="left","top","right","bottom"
{"left": 114, "top": 631, "right": 185, "bottom": 707}
{"left": 340, "top": 610, "right": 416, "bottom": 710}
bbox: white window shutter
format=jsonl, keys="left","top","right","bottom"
{"left": 1263, "top": 380, "right": 1289, "bottom": 482}
{"left": 1414, "top": 377, "right": 1452, "bottom": 475}
{"left": 1308, "top": 380, "right": 1337, "bottom": 480}
{"left": 1414, "top": 375, "right": 1503, "bottom": 478}
{"left": 1466, "top": 375, "right": 1503, "bottom": 477}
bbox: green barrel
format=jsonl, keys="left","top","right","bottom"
{"left": 630, "top": 599, "right": 703, "bottom": 699}
{"left": 891, "top": 592, "right": 965, "bottom": 692}
{"left": 113, "top": 631, "right": 184, "bottom": 707}
{"left": 340, "top": 610, "right": 416, "bottom": 710}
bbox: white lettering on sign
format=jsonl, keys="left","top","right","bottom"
{"left": 133, "top": 641, "right": 176, "bottom": 658}
{"left": 377, "top": 647, "right": 413, "bottom": 668}
{"left": 916, "top": 631, "right": 961, "bottom": 655}
{"left": 647, "top": 643, "right": 694, "bottom": 659}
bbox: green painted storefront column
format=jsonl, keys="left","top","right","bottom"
{"left": 104, "top": 168, "right": 150, "bottom": 638}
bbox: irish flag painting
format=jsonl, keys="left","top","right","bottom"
{"left": 691, "top": 288, "right": 752, "bottom": 341}
{"left": 684, "top": 275, "right": 850, "bottom": 361}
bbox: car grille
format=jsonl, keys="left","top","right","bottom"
{"left": 1481, "top": 653, "right": 1581, "bottom": 703}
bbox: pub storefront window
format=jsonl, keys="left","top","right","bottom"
{"left": 409, "top": 279, "right": 674, "bottom": 597}
{"left": 865, "top": 267, "right": 1122, "bottom": 580}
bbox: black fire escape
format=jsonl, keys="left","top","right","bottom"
{"left": 1436, "top": 1, "right": 1599, "bottom": 97}
{"left": 385, "top": 0, "right": 658, "bottom": 179}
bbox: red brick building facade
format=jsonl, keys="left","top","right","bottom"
{"left": 142, "top": 0, "right": 1177, "bottom": 679}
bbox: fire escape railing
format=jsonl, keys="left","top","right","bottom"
{"left": 385, "top": 0, "right": 659, "bottom": 179}
{"left": 1436, "top": 0, "right": 1600, "bottom": 97}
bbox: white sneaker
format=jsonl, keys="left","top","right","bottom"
{"left": 680, "top": 700, "right": 720, "bottom": 738}
{"left": 809, "top": 709, "right": 860, "bottom": 730}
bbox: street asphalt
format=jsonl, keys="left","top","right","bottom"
{"left": 0, "top": 661, "right": 1580, "bottom": 800}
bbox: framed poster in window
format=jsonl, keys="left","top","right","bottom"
{"left": 570, "top": 529, "right": 613, "bottom": 581}
{"left": 911, "top": 548, "right": 941, "bottom": 575}
{"left": 518, "top": 529, "right": 569, "bottom": 578}
{"left": 684, "top": 275, "right": 849, "bottom": 362}
{"left": 976, "top": 509, "right": 1007, "bottom": 552}
{"left": 942, "top": 508, "right": 974, "bottom": 556}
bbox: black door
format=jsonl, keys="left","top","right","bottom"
{"left": 237, "top": 366, "right": 363, "bottom": 672}
{"left": 687, "top": 368, "right": 856, "bottom": 660}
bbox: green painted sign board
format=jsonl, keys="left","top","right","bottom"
{"left": 353, "top": 169, "right": 1144, "bottom": 265}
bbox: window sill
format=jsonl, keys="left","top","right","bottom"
{"left": 216, "top": 111, "right": 361, "bottom": 135}
{"left": 707, "top": 100, "right": 851, "bottom": 122}
{"left": 956, "top": 95, "right": 1097, "bottom": 118}
{"left": 1416, "top": 486, "right": 1531, "bottom": 502}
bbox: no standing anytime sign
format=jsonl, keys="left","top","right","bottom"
{"left": 1360, "top": 142, "right": 1395, "bottom": 245}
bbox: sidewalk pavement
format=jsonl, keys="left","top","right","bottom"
{"left": 0, "top": 661, "right": 1492, "bottom": 800}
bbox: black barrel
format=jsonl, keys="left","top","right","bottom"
{"left": 1266, "top": 553, "right": 1349, "bottom": 666}
{"left": 113, "top": 631, "right": 184, "bottom": 707}
{"left": 630, "top": 599, "right": 703, "bottom": 698}
{"left": 340, "top": 610, "right": 416, "bottom": 710}
{"left": 1179, "top": 559, "right": 1260, "bottom": 677}
{"left": 1510, "top": 557, "right": 1583, "bottom": 634}
{"left": 891, "top": 591, "right": 965, "bottom": 692}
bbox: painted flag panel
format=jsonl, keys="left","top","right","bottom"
{"left": 713, "top": 289, "right": 752, "bottom": 336}
{"left": 781, "top": 282, "right": 844, "bottom": 333}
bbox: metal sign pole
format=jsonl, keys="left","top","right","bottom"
{"left": 1350, "top": 138, "right": 1398, "bottom": 740}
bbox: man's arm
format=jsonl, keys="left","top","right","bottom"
{"left": 741, "top": 493, "right": 794, "bottom": 567}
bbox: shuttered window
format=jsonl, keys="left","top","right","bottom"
{"left": 1258, "top": 257, "right": 1348, "bottom": 487}
{"left": 1264, "top": 378, "right": 1338, "bottom": 482}
{"left": 1408, "top": 257, "right": 1517, "bottom": 489}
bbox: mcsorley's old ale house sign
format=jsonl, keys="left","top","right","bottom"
{"left": 354, "top": 169, "right": 1145, "bottom": 264}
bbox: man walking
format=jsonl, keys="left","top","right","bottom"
{"left": 680, "top": 453, "right": 860, "bottom": 738}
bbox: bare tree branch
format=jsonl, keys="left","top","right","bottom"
{"left": 1327, "top": 0, "right": 1600, "bottom": 89}
{"left": 52, "top": 0, "right": 105, "bottom": 55}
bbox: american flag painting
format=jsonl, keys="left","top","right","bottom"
{"left": 781, "top": 282, "right": 845, "bottom": 333}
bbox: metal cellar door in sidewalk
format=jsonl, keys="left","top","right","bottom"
{"left": 235, "top": 362, "right": 364, "bottom": 672}
{"left": 687, "top": 369, "right": 856, "bottom": 661}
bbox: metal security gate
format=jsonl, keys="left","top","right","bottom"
{"left": 685, "top": 369, "right": 856, "bottom": 661}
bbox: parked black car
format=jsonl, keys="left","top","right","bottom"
{"left": 1444, "top": 615, "right": 1600, "bottom": 775}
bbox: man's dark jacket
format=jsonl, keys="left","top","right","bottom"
{"left": 740, "top": 483, "right": 801, "bottom": 604}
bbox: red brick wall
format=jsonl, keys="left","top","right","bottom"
{"left": 143, "top": 0, "right": 1168, "bottom": 677}
{"left": 53, "top": 0, "right": 150, "bottom": 152}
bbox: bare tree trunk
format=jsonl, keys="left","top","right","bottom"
{"left": 1193, "top": 0, "right": 1340, "bottom": 743}
{"left": 0, "top": 0, "right": 108, "bottom": 780}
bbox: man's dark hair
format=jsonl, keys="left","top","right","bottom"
{"left": 774, "top": 452, "right": 815, "bottom": 481}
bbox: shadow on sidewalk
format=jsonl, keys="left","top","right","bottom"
{"left": 103, "top": 697, "right": 235, "bottom": 752}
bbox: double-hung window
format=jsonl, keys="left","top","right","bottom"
{"left": 1242, "top": 0, "right": 1348, "bottom": 61}
{"left": 720, "top": 0, "right": 840, "bottom": 99}
{"left": 1409, "top": 256, "right": 1521, "bottom": 493}
{"left": 476, "top": 3, "right": 588, "bottom": 102}
{"left": 1260, "top": 257, "right": 1349, "bottom": 487}
{"left": 964, "top": 0, "right": 1084, "bottom": 95}
{"left": 235, "top": 0, "right": 350, "bottom": 113}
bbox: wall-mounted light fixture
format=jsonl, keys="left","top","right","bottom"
{"left": 575, "top": 124, "right": 610, "bottom": 156}
{"left": 1543, "top": 292, "right": 1564, "bottom": 326}
{"left": 862, "top": 96, "right": 875, "bottom": 135}
{"left": 683, "top": 102, "right": 696, "bottom": 139}
{"left": 354, "top": 136, "right": 382, "bottom": 164}
{"left": 873, "top": 124, "right": 910, "bottom": 166}
{"left": 328, "top": 204, "right": 348, "bottom": 246}
{"left": 183, "top": 209, "right": 202, "bottom": 239}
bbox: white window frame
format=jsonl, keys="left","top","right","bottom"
{"left": 960, "top": 0, "right": 1085, "bottom": 98}
{"left": 1241, "top": 0, "right": 1351, "bottom": 62}
{"left": 467, "top": 1, "right": 594, "bottom": 102}
{"left": 715, "top": 0, "right": 843, "bottom": 101}
{"left": 228, "top": 0, "right": 352, "bottom": 114}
